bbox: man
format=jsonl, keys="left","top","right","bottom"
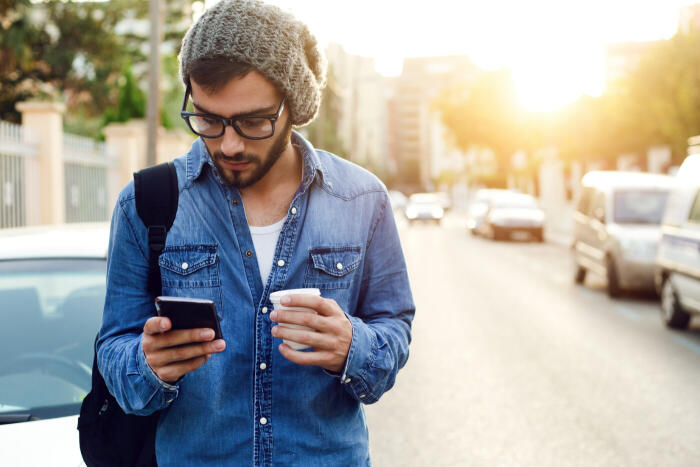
{"left": 97, "top": 0, "right": 415, "bottom": 465}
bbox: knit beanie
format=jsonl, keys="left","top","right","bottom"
{"left": 178, "top": 0, "right": 327, "bottom": 127}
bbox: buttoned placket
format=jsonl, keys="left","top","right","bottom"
{"left": 224, "top": 145, "right": 316, "bottom": 467}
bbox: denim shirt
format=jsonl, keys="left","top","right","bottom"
{"left": 97, "top": 132, "right": 415, "bottom": 466}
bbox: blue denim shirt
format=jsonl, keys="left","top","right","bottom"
{"left": 97, "top": 132, "right": 415, "bottom": 466}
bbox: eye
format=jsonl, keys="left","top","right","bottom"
{"left": 238, "top": 118, "right": 267, "bottom": 129}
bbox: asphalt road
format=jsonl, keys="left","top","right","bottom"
{"left": 365, "top": 212, "right": 700, "bottom": 467}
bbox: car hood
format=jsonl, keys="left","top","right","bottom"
{"left": 0, "top": 415, "right": 84, "bottom": 466}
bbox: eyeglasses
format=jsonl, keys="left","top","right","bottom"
{"left": 180, "top": 82, "right": 285, "bottom": 140}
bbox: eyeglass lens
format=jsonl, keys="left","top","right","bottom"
{"left": 189, "top": 115, "right": 273, "bottom": 138}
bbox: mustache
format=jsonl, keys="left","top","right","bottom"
{"left": 214, "top": 152, "right": 259, "bottom": 164}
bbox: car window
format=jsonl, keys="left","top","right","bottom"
{"left": 688, "top": 190, "right": 700, "bottom": 224}
{"left": 613, "top": 190, "right": 669, "bottom": 225}
{"left": 0, "top": 259, "right": 106, "bottom": 421}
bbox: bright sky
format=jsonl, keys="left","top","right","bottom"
{"left": 202, "top": 0, "right": 695, "bottom": 111}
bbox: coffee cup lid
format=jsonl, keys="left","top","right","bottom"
{"left": 269, "top": 288, "right": 321, "bottom": 303}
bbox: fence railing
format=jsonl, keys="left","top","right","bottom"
{"left": 63, "top": 133, "right": 117, "bottom": 223}
{"left": 0, "top": 121, "right": 39, "bottom": 228}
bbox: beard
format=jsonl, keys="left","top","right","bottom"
{"left": 211, "top": 120, "right": 292, "bottom": 189}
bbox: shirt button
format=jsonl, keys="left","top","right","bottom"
{"left": 277, "top": 259, "right": 285, "bottom": 267}
{"left": 246, "top": 250, "right": 253, "bottom": 257}
{"left": 232, "top": 199, "right": 239, "bottom": 205}
{"left": 181, "top": 262, "right": 189, "bottom": 270}
{"left": 259, "top": 363, "right": 267, "bottom": 370}
{"left": 260, "top": 417, "right": 268, "bottom": 425}
{"left": 359, "top": 394, "right": 366, "bottom": 399}
{"left": 344, "top": 377, "right": 351, "bottom": 383}
{"left": 261, "top": 307, "right": 268, "bottom": 314}
{"left": 336, "top": 262, "right": 343, "bottom": 270}
{"left": 291, "top": 207, "right": 297, "bottom": 215}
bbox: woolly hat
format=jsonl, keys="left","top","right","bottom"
{"left": 178, "top": 0, "right": 327, "bottom": 127}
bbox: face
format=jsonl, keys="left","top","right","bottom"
{"left": 190, "top": 71, "right": 292, "bottom": 188}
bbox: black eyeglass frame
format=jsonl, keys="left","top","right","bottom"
{"left": 179, "top": 81, "right": 286, "bottom": 140}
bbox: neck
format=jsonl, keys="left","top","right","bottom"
{"left": 239, "top": 139, "right": 303, "bottom": 226}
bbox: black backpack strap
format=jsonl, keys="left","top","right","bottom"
{"left": 133, "top": 161, "right": 179, "bottom": 296}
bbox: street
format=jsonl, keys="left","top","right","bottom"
{"left": 365, "top": 212, "right": 700, "bottom": 467}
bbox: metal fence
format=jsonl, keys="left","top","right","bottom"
{"left": 0, "top": 121, "right": 39, "bottom": 228}
{"left": 63, "top": 133, "right": 116, "bottom": 223}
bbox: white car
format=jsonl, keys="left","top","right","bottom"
{"left": 466, "top": 189, "right": 518, "bottom": 235}
{"left": 0, "top": 223, "right": 109, "bottom": 466}
{"left": 478, "top": 193, "right": 546, "bottom": 242}
{"left": 404, "top": 193, "right": 445, "bottom": 225}
{"left": 656, "top": 156, "right": 700, "bottom": 329}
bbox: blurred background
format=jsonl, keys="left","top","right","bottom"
{"left": 1, "top": 1, "right": 700, "bottom": 466}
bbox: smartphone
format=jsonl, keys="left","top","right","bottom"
{"left": 155, "top": 296, "right": 223, "bottom": 340}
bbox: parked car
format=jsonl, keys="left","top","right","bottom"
{"left": 572, "top": 171, "right": 675, "bottom": 298}
{"left": 477, "top": 193, "right": 545, "bottom": 242}
{"left": 404, "top": 193, "right": 445, "bottom": 225}
{"left": 466, "top": 189, "right": 517, "bottom": 235}
{"left": 655, "top": 159, "right": 700, "bottom": 329}
{"left": 0, "top": 223, "right": 109, "bottom": 466}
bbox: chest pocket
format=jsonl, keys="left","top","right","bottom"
{"left": 158, "top": 244, "right": 223, "bottom": 319}
{"left": 303, "top": 246, "right": 362, "bottom": 290}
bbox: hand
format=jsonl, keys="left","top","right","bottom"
{"left": 270, "top": 295, "right": 352, "bottom": 374}
{"left": 142, "top": 317, "right": 226, "bottom": 384}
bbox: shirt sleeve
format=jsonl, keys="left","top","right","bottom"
{"left": 339, "top": 191, "right": 415, "bottom": 404}
{"left": 96, "top": 190, "right": 179, "bottom": 416}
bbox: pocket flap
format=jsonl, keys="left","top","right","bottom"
{"left": 310, "top": 246, "right": 362, "bottom": 277}
{"left": 159, "top": 245, "right": 218, "bottom": 275}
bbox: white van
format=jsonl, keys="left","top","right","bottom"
{"left": 573, "top": 171, "right": 675, "bottom": 297}
{"left": 656, "top": 155, "right": 700, "bottom": 329}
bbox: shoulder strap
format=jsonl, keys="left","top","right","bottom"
{"left": 133, "top": 161, "right": 179, "bottom": 296}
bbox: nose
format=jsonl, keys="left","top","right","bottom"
{"left": 219, "top": 124, "right": 245, "bottom": 157}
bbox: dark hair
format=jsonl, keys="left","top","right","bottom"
{"left": 188, "top": 56, "right": 253, "bottom": 94}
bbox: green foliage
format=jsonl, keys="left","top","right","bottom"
{"left": 436, "top": 69, "right": 524, "bottom": 172}
{"left": 2, "top": 0, "right": 192, "bottom": 138}
{"left": 436, "top": 31, "right": 700, "bottom": 172}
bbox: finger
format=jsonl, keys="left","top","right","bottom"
{"left": 280, "top": 295, "right": 338, "bottom": 317}
{"left": 144, "top": 316, "right": 171, "bottom": 335}
{"left": 156, "top": 355, "right": 209, "bottom": 384}
{"left": 269, "top": 309, "right": 329, "bottom": 332}
{"left": 277, "top": 344, "right": 338, "bottom": 369}
{"left": 271, "top": 325, "right": 334, "bottom": 350}
{"left": 147, "top": 339, "right": 226, "bottom": 368}
{"left": 142, "top": 327, "right": 219, "bottom": 353}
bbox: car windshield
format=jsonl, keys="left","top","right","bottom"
{"left": 0, "top": 259, "right": 106, "bottom": 421}
{"left": 613, "top": 190, "right": 669, "bottom": 224}
{"left": 493, "top": 196, "right": 538, "bottom": 209}
{"left": 409, "top": 194, "right": 441, "bottom": 205}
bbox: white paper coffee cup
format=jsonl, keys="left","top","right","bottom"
{"left": 269, "top": 288, "right": 321, "bottom": 350}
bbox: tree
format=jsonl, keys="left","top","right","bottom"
{"left": 1, "top": 0, "right": 193, "bottom": 138}
{"left": 435, "top": 69, "right": 524, "bottom": 173}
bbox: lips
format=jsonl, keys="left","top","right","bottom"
{"left": 220, "top": 159, "right": 250, "bottom": 171}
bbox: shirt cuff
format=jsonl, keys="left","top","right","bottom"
{"left": 136, "top": 339, "right": 180, "bottom": 404}
{"left": 337, "top": 314, "right": 378, "bottom": 404}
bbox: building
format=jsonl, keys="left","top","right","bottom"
{"left": 323, "top": 43, "right": 388, "bottom": 175}
{"left": 679, "top": 3, "right": 700, "bottom": 34}
{"left": 390, "top": 56, "right": 479, "bottom": 190}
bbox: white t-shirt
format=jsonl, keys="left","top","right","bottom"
{"left": 249, "top": 216, "right": 287, "bottom": 285}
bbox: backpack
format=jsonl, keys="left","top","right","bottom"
{"left": 78, "top": 161, "right": 179, "bottom": 467}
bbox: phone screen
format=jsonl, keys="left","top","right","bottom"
{"left": 155, "top": 296, "right": 223, "bottom": 340}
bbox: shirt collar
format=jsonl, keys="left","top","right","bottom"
{"left": 185, "top": 131, "right": 327, "bottom": 190}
